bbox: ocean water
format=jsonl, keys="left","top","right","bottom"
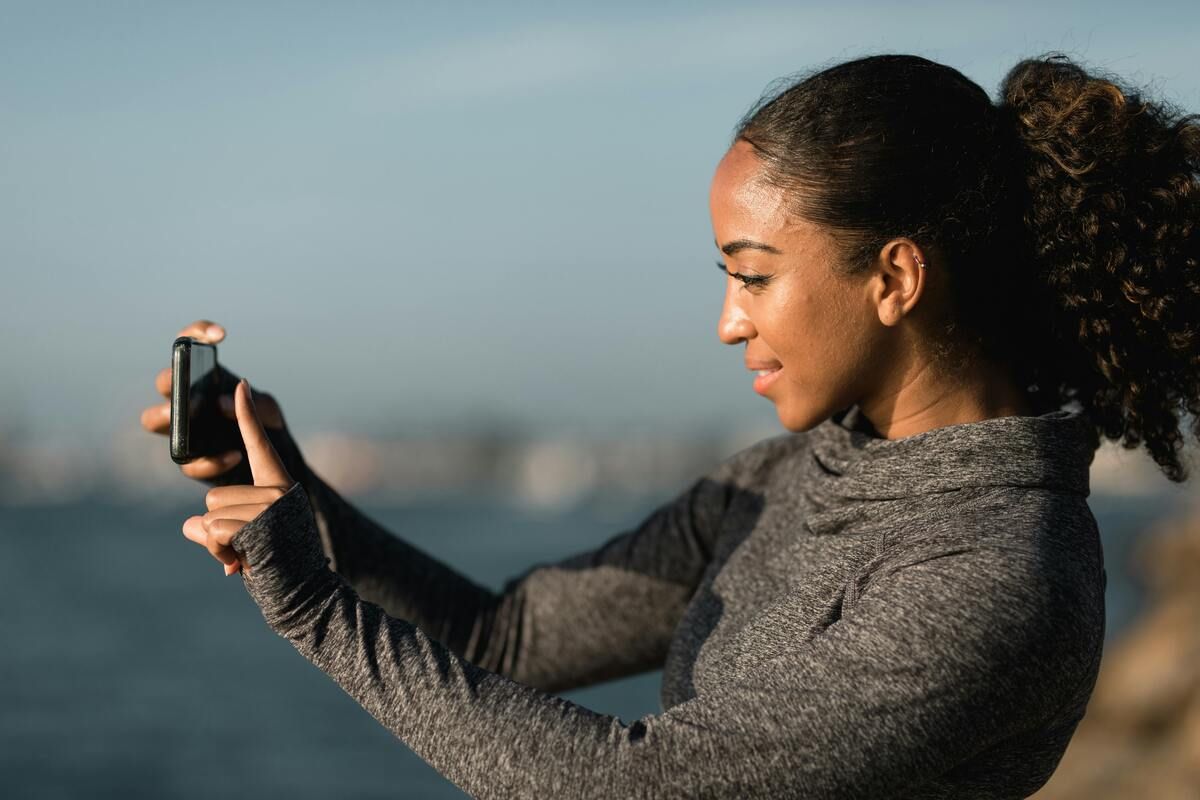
{"left": 1, "top": 488, "right": 1190, "bottom": 799}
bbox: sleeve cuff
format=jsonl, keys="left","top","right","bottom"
{"left": 230, "top": 482, "right": 332, "bottom": 621}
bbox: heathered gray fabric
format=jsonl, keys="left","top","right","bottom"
{"left": 229, "top": 404, "right": 1106, "bottom": 799}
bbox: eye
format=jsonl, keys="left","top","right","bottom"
{"left": 715, "top": 260, "right": 772, "bottom": 290}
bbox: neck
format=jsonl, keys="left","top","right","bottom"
{"left": 858, "top": 355, "right": 1032, "bottom": 441}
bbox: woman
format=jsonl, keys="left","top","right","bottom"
{"left": 141, "top": 52, "right": 1200, "bottom": 797}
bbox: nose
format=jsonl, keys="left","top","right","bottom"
{"left": 717, "top": 280, "right": 756, "bottom": 345}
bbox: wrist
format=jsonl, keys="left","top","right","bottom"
{"left": 231, "top": 482, "right": 329, "bottom": 594}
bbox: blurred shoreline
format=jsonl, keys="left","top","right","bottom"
{"left": 0, "top": 422, "right": 780, "bottom": 510}
{"left": 2, "top": 420, "right": 1195, "bottom": 512}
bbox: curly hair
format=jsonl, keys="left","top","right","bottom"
{"left": 732, "top": 52, "right": 1200, "bottom": 482}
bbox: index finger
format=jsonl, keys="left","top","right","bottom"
{"left": 234, "top": 378, "right": 290, "bottom": 487}
{"left": 175, "top": 320, "right": 226, "bottom": 344}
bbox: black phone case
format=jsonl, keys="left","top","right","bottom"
{"left": 170, "top": 337, "right": 246, "bottom": 464}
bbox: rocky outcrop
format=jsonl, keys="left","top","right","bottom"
{"left": 1033, "top": 503, "right": 1200, "bottom": 798}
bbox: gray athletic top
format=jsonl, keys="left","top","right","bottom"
{"left": 228, "top": 403, "right": 1106, "bottom": 799}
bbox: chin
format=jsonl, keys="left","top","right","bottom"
{"left": 772, "top": 398, "right": 828, "bottom": 433}
{"left": 772, "top": 398, "right": 820, "bottom": 431}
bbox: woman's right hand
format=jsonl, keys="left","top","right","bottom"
{"left": 140, "top": 319, "right": 289, "bottom": 483}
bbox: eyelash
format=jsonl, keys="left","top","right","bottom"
{"left": 716, "top": 260, "right": 772, "bottom": 289}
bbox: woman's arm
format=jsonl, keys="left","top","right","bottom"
{"left": 218, "top": 422, "right": 753, "bottom": 691}
{"left": 290, "top": 460, "right": 741, "bottom": 691}
{"left": 230, "top": 484, "right": 1103, "bottom": 799}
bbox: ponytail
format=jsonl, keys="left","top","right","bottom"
{"left": 999, "top": 54, "right": 1200, "bottom": 482}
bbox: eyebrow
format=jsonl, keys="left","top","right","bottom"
{"left": 715, "top": 237, "right": 784, "bottom": 256}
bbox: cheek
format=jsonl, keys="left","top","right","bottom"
{"left": 757, "top": 290, "right": 806, "bottom": 352}
{"left": 773, "top": 298, "right": 858, "bottom": 398}
{"left": 766, "top": 293, "right": 829, "bottom": 371}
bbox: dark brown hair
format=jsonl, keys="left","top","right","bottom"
{"left": 734, "top": 52, "right": 1200, "bottom": 482}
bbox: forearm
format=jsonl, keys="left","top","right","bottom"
{"left": 291, "top": 465, "right": 507, "bottom": 666}
{"left": 239, "top": 473, "right": 701, "bottom": 691}
{"left": 230, "top": 484, "right": 664, "bottom": 800}
{"left": 263, "top": 440, "right": 730, "bottom": 692}
{"left": 223, "top": 432, "right": 752, "bottom": 694}
{"left": 205, "top": 428, "right": 502, "bottom": 664}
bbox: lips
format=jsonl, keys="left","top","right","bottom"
{"left": 746, "top": 353, "right": 783, "bottom": 395}
{"left": 745, "top": 359, "right": 783, "bottom": 372}
{"left": 750, "top": 363, "right": 783, "bottom": 395}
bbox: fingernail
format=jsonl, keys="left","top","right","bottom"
{"left": 207, "top": 324, "right": 224, "bottom": 338}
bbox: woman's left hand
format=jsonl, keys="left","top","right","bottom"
{"left": 182, "top": 378, "right": 294, "bottom": 576}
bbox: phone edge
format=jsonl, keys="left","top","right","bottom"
{"left": 170, "top": 337, "right": 192, "bottom": 464}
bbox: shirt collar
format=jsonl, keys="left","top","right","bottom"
{"left": 803, "top": 402, "right": 1098, "bottom": 500}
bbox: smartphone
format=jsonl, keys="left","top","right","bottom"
{"left": 170, "top": 337, "right": 244, "bottom": 464}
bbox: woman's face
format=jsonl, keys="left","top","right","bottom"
{"left": 709, "top": 140, "right": 893, "bottom": 432}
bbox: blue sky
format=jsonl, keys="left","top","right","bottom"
{"left": 3, "top": 1, "right": 1198, "bottom": 448}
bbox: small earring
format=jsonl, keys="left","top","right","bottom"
{"left": 915, "top": 254, "right": 926, "bottom": 270}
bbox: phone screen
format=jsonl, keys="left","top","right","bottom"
{"left": 188, "top": 343, "right": 218, "bottom": 421}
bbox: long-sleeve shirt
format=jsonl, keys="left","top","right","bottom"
{"left": 224, "top": 403, "right": 1106, "bottom": 799}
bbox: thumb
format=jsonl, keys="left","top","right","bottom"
{"left": 234, "top": 378, "right": 291, "bottom": 487}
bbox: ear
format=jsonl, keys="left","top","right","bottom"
{"left": 871, "top": 238, "right": 927, "bottom": 328}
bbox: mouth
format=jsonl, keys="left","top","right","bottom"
{"left": 751, "top": 365, "right": 782, "bottom": 395}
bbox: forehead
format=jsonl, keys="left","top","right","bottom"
{"left": 709, "top": 140, "right": 810, "bottom": 242}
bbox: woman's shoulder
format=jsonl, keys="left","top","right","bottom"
{"left": 863, "top": 486, "right": 1106, "bottom": 658}
{"left": 906, "top": 483, "right": 1099, "bottom": 551}
{"left": 867, "top": 486, "right": 1105, "bottom": 655}
{"left": 868, "top": 485, "right": 1103, "bottom": 591}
